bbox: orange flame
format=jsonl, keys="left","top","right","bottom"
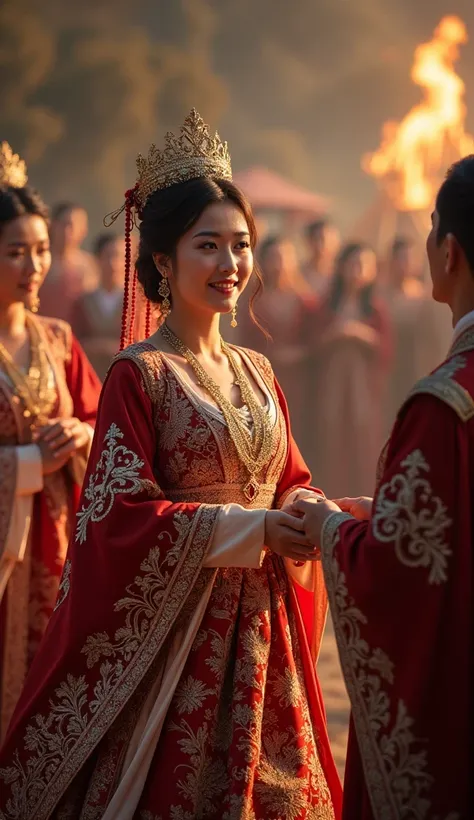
{"left": 363, "top": 16, "right": 474, "bottom": 211}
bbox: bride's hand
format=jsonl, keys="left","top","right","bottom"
{"left": 264, "top": 510, "right": 319, "bottom": 563}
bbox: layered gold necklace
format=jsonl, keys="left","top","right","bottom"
{"left": 0, "top": 313, "right": 53, "bottom": 428}
{"left": 160, "top": 323, "right": 274, "bottom": 501}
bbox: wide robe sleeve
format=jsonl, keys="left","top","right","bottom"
{"left": 65, "top": 334, "right": 102, "bottom": 425}
{"left": 65, "top": 334, "right": 102, "bottom": 486}
{"left": 320, "top": 393, "right": 471, "bottom": 820}
{"left": 0, "top": 357, "right": 221, "bottom": 820}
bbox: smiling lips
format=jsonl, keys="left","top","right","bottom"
{"left": 208, "top": 279, "right": 237, "bottom": 294}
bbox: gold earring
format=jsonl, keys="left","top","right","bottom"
{"left": 231, "top": 306, "right": 238, "bottom": 328}
{"left": 158, "top": 274, "right": 171, "bottom": 318}
{"left": 30, "top": 295, "right": 40, "bottom": 314}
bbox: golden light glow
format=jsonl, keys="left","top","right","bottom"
{"left": 363, "top": 16, "right": 474, "bottom": 211}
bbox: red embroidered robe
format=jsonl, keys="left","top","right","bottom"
{"left": 0, "top": 342, "right": 342, "bottom": 820}
{"left": 0, "top": 314, "right": 100, "bottom": 740}
{"left": 320, "top": 325, "right": 474, "bottom": 820}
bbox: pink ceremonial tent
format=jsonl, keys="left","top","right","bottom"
{"left": 233, "top": 166, "right": 329, "bottom": 217}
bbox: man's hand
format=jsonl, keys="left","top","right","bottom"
{"left": 333, "top": 496, "right": 373, "bottom": 521}
{"left": 291, "top": 497, "right": 341, "bottom": 548}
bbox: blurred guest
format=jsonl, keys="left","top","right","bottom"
{"left": 309, "top": 242, "right": 391, "bottom": 497}
{"left": 0, "top": 149, "right": 101, "bottom": 740}
{"left": 39, "top": 201, "right": 99, "bottom": 322}
{"left": 241, "top": 236, "right": 315, "bottom": 450}
{"left": 71, "top": 233, "right": 125, "bottom": 379}
{"left": 302, "top": 218, "right": 340, "bottom": 299}
{"left": 385, "top": 236, "right": 452, "bottom": 431}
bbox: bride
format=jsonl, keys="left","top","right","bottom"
{"left": 0, "top": 111, "right": 342, "bottom": 820}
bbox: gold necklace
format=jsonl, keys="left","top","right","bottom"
{"left": 160, "top": 324, "right": 274, "bottom": 501}
{"left": 0, "top": 313, "right": 53, "bottom": 427}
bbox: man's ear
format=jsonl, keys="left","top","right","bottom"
{"left": 444, "top": 232, "right": 460, "bottom": 276}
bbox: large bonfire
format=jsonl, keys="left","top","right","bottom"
{"left": 365, "top": 15, "right": 474, "bottom": 210}
{"left": 355, "top": 16, "right": 474, "bottom": 250}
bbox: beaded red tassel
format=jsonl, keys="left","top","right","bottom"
{"left": 119, "top": 185, "right": 138, "bottom": 350}
{"left": 145, "top": 299, "right": 152, "bottom": 338}
{"left": 128, "top": 266, "right": 138, "bottom": 347}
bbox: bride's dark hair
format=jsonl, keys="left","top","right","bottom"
{"left": 135, "top": 176, "right": 263, "bottom": 328}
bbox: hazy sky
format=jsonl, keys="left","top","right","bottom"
{"left": 114, "top": 0, "right": 474, "bottom": 227}
{"left": 6, "top": 0, "right": 474, "bottom": 233}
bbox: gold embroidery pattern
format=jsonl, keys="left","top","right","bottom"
{"left": 321, "top": 524, "right": 434, "bottom": 820}
{"left": 120, "top": 343, "right": 288, "bottom": 515}
{"left": 145, "top": 560, "right": 334, "bottom": 819}
{"left": 75, "top": 423, "right": 146, "bottom": 544}
{"left": 54, "top": 559, "right": 72, "bottom": 612}
{"left": 237, "top": 347, "right": 276, "bottom": 395}
{"left": 34, "top": 315, "right": 74, "bottom": 423}
{"left": 373, "top": 449, "right": 452, "bottom": 585}
{"left": 449, "top": 326, "right": 474, "bottom": 357}
{"left": 113, "top": 344, "right": 166, "bottom": 428}
{"left": 405, "top": 355, "right": 474, "bottom": 422}
{"left": 0, "top": 384, "right": 19, "bottom": 441}
{"left": 0, "top": 505, "right": 218, "bottom": 820}
{"left": 39, "top": 316, "right": 73, "bottom": 366}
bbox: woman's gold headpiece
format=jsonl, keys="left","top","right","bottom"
{"left": 134, "top": 109, "right": 232, "bottom": 211}
{"left": 0, "top": 142, "right": 28, "bottom": 188}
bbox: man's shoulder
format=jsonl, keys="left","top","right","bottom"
{"left": 404, "top": 351, "right": 474, "bottom": 423}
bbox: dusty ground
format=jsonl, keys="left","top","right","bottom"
{"left": 317, "top": 616, "right": 350, "bottom": 779}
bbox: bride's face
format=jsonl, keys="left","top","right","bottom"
{"left": 164, "top": 201, "right": 254, "bottom": 319}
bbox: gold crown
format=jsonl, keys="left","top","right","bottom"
{"left": 0, "top": 142, "right": 28, "bottom": 188}
{"left": 135, "top": 109, "right": 232, "bottom": 210}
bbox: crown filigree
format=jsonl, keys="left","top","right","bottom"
{"left": 0, "top": 142, "right": 28, "bottom": 188}
{"left": 135, "top": 109, "right": 232, "bottom": 210}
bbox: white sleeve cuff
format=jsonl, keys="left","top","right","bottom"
{"left": 204, "top": 504, "right": 267, "bottom": 568}
{"left": 16, "top": 444, "right": 43, "bottom": 496}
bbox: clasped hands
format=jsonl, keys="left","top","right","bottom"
{"left": 32, "top": 417, "right": 90, "bottom": 475}
{"left": 264, "top": 495, "right": 373, "bottom": 563}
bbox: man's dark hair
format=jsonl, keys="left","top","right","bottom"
{"left": 436, "top": 155, "right": 474, "bottom": 272}
{"left": 305, "top": 218, "right": 331, "bottom": 240}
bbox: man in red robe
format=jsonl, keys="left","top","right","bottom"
{"left": 294, "top": 155, "right": 474, "bottom": 819}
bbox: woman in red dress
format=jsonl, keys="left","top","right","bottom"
{"left": 0, "top": 143, "right": 101, "bottom": 740}
{"left": 0, "top": 112, "right": 342, "bottom": 819}
{"left": 309, "top": 242, "right": 391, "bottom": 498}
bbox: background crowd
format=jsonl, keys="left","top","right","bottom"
{"left": 41, "top": 201, "right": 452, "bottom": 500}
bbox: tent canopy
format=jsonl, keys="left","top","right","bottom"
{"left": 233, "top": 166, "right": 329, "bottom": 215}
